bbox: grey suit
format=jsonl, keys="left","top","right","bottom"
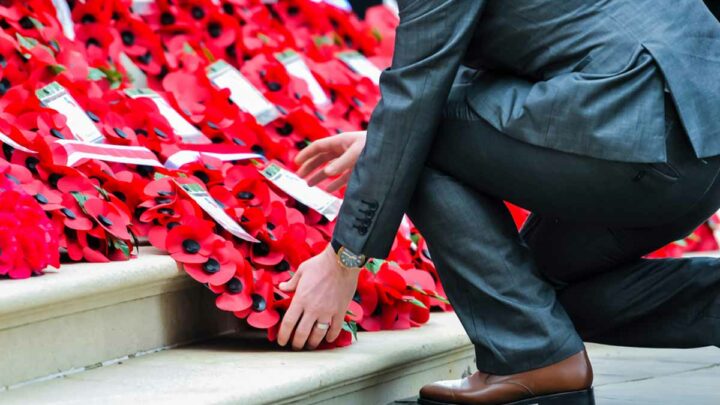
{"left": 335, "top": 0, "right": 720, "bottom": 374}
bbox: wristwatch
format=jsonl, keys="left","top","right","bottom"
{"left": 331, "top": 240, "right": 368, "bottom": 269}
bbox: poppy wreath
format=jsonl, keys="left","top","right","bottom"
{"left": 0, "top": 0, "right": 715, "bottom": 348}
{"left": 0, "top": 159, "right": 60, "bottom": 279}
{"left": 137, "top": 168, "right": 360, "bottom": 346}
{"left": 136, "top": 154, "right": 451, "bottom": 346}
{"left": 0, "top": 18, "right": 146, "bottom": 263}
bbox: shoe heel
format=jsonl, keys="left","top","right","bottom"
{"left": 413, "top": 388, "right": 595, "bottom": 405}
{"left": 530, "top": 388, "right": 595, "bottom": 405}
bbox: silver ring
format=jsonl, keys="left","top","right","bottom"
{"left": 315, "top": 322, "right": 330, "bottom": 331}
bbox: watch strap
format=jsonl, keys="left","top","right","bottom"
{"left": 331, "top": 239, "right": 342, "bottom": 254}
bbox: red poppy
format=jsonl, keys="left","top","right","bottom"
{"left": 100, "top": 170, "right": 149, "bottom": 216}
{"left": 228, "top": 176, "right": 272, "bottom": 212}
{"left": 70, "top": 0, "right": 114, "bottom": 28}
{"left": 20, "top": 179, "right": 63, "bottom": 211}
{"left": 250, "top": 235, "right": 284, "bottom": 267}
{"left": 166, "top": 216, "right": 217, "bottom": 263}
{"left": 55, "top": 170, "right": 99, "bottom": 195}
{"left": 100, "top": 112, "right": 140, "bottom": 146}
{"left": 214, "top": 260, "right": 254, "bottom": 313}
{"left": 234, "top": 273, "right": 280, "bottom": 330}
{"left": 75, "top": 23, "right": 123, "bottom": 65}
{"left": 76, "top": 228, "right": 112, "bottom": 263}
{"left": 184, "top": 239, "right": 238, "bottom": 285}
{"left": 174, "top": 153, "right": 227, "bottom": 185}
{"left": 56, "top": 194, "right": 94, "bottom": 231}
{"left": 140, "top": 199, "right": 199, "bottom": 232}
{"left": 83, "top": 197, "right": 133, "bottom": 240}
{"left": 201, "top": 11, "right": 240, "bottom": 52}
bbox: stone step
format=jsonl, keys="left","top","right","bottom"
{"left": 0, "top": 312, "right": 475, "bottom": 405}
{"left": 0, "top": 248, "right": 237, "bottom": 389}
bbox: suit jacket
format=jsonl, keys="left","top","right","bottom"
{"left": 334, "top": 0, "right": 720, "bottom": 258}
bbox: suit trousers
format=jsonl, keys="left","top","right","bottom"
{"left": 406, "top": 85, "right": 720, "bottom": 375}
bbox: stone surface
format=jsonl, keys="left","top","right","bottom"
{"left": 0, "top": 313, "right": 475, "bottom": 404}
{"left": 590, "top": 345, "right": 720, "bottom": 405}
{"left": 2, "top": 306, "right": 717, "bottom": 404}
{"left": 0, "top": 248, "right": 237, "bottom": 388}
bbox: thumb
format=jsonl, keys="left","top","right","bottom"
{"left": 279, "top": 270, "right": 302, "bottom": 292}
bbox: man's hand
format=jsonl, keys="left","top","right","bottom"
{"left": 277, "top": 244, "right": 361, "bottom": 350}
{"left": 295, "top": 131, "right": 367, "bottom": 192}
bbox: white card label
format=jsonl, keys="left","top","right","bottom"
{"left": 384, "top": 0, "right": 399, "bottom": 15}
{"left": 275, "top": 50, "right": 331, "bottom": 108}
{"left": 207, "top": 60, "right": 280, "bottom": 126}
{"left": 131, "top": 0, "right": 154, "bottom": 15}
{"left": 337, "top": 51, "right": 382, "bottom": 85}
{"left": 164, "top": 150, "right": 263, "bottom": 169}
{"left": 177, "top": 180, "right": 258, "bottom": 243}
{"left": 125, "top": 89, "right": 209, "bottom": 144}
{"left": 36, "top": 82, "right": 105, "bottom": 144}
{"left": 119, "top": 52, "right": 148, "bottom": 87}
{"left": 51, "top": 0, "right": 75, "bottom": 40}
{"left": 261, "top": 163, "right": 342, "bottom": 221}
{"left": 310, "top": 0, "right": 352, "bottom": 11}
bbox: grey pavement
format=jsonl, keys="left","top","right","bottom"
{"left": 589, "top": 344, "right": 719, "bottom": 405}
{"left": 393, "top": 344, "right": 719, "bottom": 405}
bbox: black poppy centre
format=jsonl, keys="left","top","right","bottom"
{"left": 182, "top": 239, "right": 201, "bottom": 254}
{"left": 251, "top": 294, "right": 266, "bottom": 311}
{"left": 61, "top": 208, "right": 77, "bottom": 220}
{"left": 203, "top": 258, "right": 221, "bottom": 274}
{"left": 97, "top": 215, "right": 113, "bottom": 227}
{"left": 226, "top": 278, "right": 243, "bottom": 294}
{"left": 253, "top": 241, "right": 270, "bottom": 256}
{"left": 34, "top": 193, "right": 48, "bottom": 204}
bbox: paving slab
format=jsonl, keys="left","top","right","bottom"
{"left": 589, "top": 344, "right": 720, "bottom": 405}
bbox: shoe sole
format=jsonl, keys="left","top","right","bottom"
{"left": 415, "top": 388, "right": 595, "bottom": 405}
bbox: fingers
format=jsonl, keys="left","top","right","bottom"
{"left": 305, "top": 165, "right": 332, "bottom": 187}
{"left": 325, "top": 313, "right": 345, "bottom": 343}
{"left": 277, "top": 303, "right": 303, "bottom": 347}
{"left": 324, "top": 143, "right": 361, "bottom": 177}
{"left": 325, "top": 172, "right": 351, "bottom": 193}
{"left": 279, "top": 269, "right": 302, "bottom": 292}
{"left": 305, "top": 156, "right": 353, "bottom": 187}
{"left": 291, "top": 312, "right": 317, "bottom": 350}
{"left": 305, "top": 318, "right": 332, "bottom": 350}
{"left": 296, "top": 152, "right": 332, "bottom": 178}
{"left": 294, "top": 137, "right": 340, "bottom": 166}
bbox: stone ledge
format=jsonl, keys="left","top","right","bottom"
{"left": 0, "top": 248, "right": 187, "bottom": 330}
{"left": 0, "top": 248, "right": 237, "bottom": 388}
{"left": 0, "top": 312, "right": 475, "bottom": 405}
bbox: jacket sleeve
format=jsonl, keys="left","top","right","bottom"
{"left": 332, "top": 0, "right": 486, "bottom": 258}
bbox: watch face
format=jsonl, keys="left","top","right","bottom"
{"left": 339, "top": 248, "right": 364, "bottom": 268}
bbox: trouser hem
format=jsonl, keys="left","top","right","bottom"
{"left": 474, "top": 333, "right": 585, "bottom": 375}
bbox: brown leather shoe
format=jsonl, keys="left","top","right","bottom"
{"left": 418, "top": 351, "right": 594, "bottom": 405}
